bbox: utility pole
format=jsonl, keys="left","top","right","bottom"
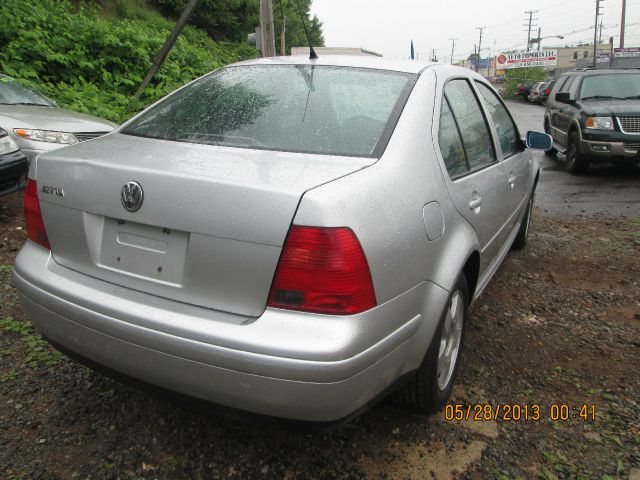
{"left": 259, "top": 0, "right": 276, "bottom": 57}
{"left": 449, "top": 38, "right": 456, "bottom": 64}
{"left": 133, "top": 0, "right": 201, "bottom": 101}
{"left": 537, "top": 27, "right": 541, "bottom": 51}
{"left": 599, "top": 19, "right": 604, "bottom": 44}
{"left": 279, "top": 0, "right": 286, "bottom": 55}
{"left": 593, "top": 0, "right": 603, "bottom": 67}
{"left": 475, "top": 26, "right": 485, "bottom": 72}
{"left": 524, "top": 10, "right": 538, "bottom": 52}
{"left": 620, "top": 0, "right": 626, "bottom": 48}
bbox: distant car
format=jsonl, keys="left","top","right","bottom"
{"left": 528, "top": 81, "right": 548, "bottom": 103}
{"left": 516, "top": 82, "right": 534, "bottom": 100}
{"left": 0, "top": 75, "right": 117, "bottom": 163}
{"left": 13, "top": 57, "right": 552, "bottom": 423}
{"left": 0, "top": 127, "right": 27, "bottom": 197}
{"left": 538, "top": 79, "right": 556, "bottom": 104}
{"left": 544, "top": 69, "right": 640, "bottom": 174}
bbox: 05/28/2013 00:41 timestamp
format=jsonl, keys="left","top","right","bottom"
{"left": 444, "top": 404, "right": 597, "bottom": 422}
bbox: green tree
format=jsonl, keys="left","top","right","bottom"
{"left": 273, "top": 0, "right": 324, "bottom": 55}
{"left": 151, "top": 0, "right": 260, "bottom": 42}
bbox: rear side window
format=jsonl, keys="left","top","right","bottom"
{"left": 476, "top": 82, "right": 520, "bottom": 158}
{"left": 122, "top": 65, "right": 417, "bottom": 158}
{"left": 444, "top": 79, "right": 496, "bottom": 170}
{"left": 438, "top": 98, "right": 468, "bottom": 177}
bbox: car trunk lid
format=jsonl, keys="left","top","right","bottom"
{"left": 35, "top": 133, "right": 373, "bottom": 318}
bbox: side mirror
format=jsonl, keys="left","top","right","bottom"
{"left": 526, "top": 131, "right": 553, "bottom": 150}
{"left": 555, "top": 91, "right": 571, "bottom": 103}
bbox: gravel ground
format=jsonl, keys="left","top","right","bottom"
{"left": 1, "top": 189, "right": 639, "bottom": 480}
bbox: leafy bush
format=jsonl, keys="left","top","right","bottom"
{"left": 503, "top": 67, "right": 547, "bottom": 99}
{"left": 0, "top": 0, "right": 257, "bottom": 123}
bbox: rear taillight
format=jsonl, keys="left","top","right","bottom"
{"left": 24, "top": 179, "right": 50, "bottom": 250}
{"left": 267, "top": 226, "right": 377, "bottom": 315}
{"left": 545, "top": 88, "right": 551, "bottom": 95}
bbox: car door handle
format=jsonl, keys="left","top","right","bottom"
{"left": 469, "top": 196, "right": 483, "bottom": 210}
{"left": 508, "top": 174, "right": 516, "bottom": 188}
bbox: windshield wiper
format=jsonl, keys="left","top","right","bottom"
{"left": 0, "top": 102, "right": 51, "bottom": 107}
{"left": 623, "top": 95, "right": 640, "bottom": 99}
{"left": 580, "top": 95, "right": 625, "bottom": 100}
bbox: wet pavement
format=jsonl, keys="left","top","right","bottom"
{"left": 506, "top": 100, "right": 640, "bottom": 217}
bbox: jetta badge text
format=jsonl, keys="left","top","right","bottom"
{"left": 41, "top": 185, "right": 64, "bottom": 197}
{"left": 120, "top": 181, "right": 144, "bottom": 212}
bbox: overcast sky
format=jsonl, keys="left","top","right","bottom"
{"left": 309, "top": 0, "right": 640, "bottom": 62}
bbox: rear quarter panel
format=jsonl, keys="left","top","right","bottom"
{"left": 294, "top": 68, "right": 481, "bottom": 314}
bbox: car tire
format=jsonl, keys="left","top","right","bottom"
{"left": 512, "top": 191, "right": 534, "bottom": 250}
{"left": 394, "top": 274, "right": 468, "bottom": 413}
{"left": 566, "top": 131, "right": 589, "bottom": 175}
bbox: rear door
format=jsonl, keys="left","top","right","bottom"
{"left": 475, "top": 81, "right": 530, "bottom": 223}
{"left": 436, "top": 78, "right": 512, "bottom": 274}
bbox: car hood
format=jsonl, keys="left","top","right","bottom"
{"left": 0, "top": 105, "right": 117, "bottom": 132}
{"left": 579, "top": 99, "right": 640, "bottom": 116}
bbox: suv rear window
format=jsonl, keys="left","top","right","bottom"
{"left": 122, "top": 65, "right": 417, "bottom": 158}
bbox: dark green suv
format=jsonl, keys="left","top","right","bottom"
{"left": 544, "top": 69, "right": 640, "bottom": 174}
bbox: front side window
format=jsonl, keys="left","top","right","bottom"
{"left": 444, "top": 79, "right": 496, "bottom": 170}
{"left": 476, "top": 82, "right": 520, "bottom": 158}
{"left": 122, "top": 65, "right": 417, "bottom": 157}
{"left": 560, "top": 76, "right": 575, "bottom": 92}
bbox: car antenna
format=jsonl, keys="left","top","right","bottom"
{"left": 294, "top": 0, "right": 318, "bottom": 59}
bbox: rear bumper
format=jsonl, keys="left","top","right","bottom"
{"left": 13, "top": 241, "right": 449, "bottom": 422}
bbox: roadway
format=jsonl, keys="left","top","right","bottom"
{"left": 506, "top": 100, "right": 640, "bottom": 217}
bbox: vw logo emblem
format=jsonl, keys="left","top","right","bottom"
{"left": 120, "top": 181, "right": 144, "bottom": 212}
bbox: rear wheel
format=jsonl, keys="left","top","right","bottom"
{"left": 566, "top": 131, "right": 589, "bottom": 175}
{"left": 512, "top": 192, "right": 534, "bottom": 250}
{"left": 394, "top": 275, "right": 468, "bottom": 413}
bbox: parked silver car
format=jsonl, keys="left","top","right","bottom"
{"left": 13, "top": 57, "right": 551, "bottom": 423}
{"left": 0, "top": 75, "right": 117, "bottom": 163}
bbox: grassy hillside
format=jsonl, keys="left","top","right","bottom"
{"left": 0, "top": 0, "right": 258, "bottom": 123}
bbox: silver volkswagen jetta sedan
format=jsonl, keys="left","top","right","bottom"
{"left": 13, "top": 56, "right": 551, "bottom": 423}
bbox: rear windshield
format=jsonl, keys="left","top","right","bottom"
{"left": 579, "top": 73, "right": 640, "bottom": 100}
{"left": 122, "top": 65, "right": 417, "bottom": 157}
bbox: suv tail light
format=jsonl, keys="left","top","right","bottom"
{"left": 267, "top": 226, "right": 377, "bottom": 315}
{"left": 24, "top": 179, "right": 51, "bottom": 250}
{"left": 544, "top": 88, "right": 551, "bottom": 95}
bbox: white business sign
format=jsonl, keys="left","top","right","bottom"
{"left": 614, "top": 47, "right": 640, "bottom": 58}
{"left": 495, "top": 50, "right": 558, "bottom": 69}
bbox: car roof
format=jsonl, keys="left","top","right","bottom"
{"left": 230, "top": 55, "right": 453, "bottom": 75}
{"left": 567, "top": 68, "right": 640, "bottom": 76}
